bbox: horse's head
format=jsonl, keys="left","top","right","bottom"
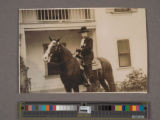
{"left": 43, "top": 38, "right": 62, "bottom": 63}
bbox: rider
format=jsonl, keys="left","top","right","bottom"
{"left": 76, "top": 26, "right": 94, "bottom": 87}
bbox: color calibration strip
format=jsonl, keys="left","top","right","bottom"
{"left": 20, "top": 102, "right": 148, "bottom": 120}
{"left": 23, "top": 104, "right": 144, "bottom": 112}
{"left": 24, "top": 105, "right": 77, "bottom": 111}
{"left": 95, "top": 105, "right": 144, "bottom": 112}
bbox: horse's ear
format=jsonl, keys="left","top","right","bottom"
{"left": 57, "top": 36, "right": 63, "bottom": 42}
{"left": 61, "top": 42, "right": 66, "bottom": 47}
{"left": 49, "top": 36, "right": 53, "bottom": 41}
{"left": 56, "top": 38, "right": 61, "bottom": 44}
{"left": 57, "top": 41, "right": 60, "bottom": 45}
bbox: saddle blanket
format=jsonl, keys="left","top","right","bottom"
{"left": 79, "top": 58, "right": 102, "bottom": 70}
{"left": 92, "top": 58, "right": 102, "bottom": 70}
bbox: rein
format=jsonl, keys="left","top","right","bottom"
{"left": 49, "top": 56, "right": 72, "bottom": 66}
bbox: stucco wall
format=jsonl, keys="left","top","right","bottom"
{"left": 95, "top": 8, "right": 147, "bottom": 82}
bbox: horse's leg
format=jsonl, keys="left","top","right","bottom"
{"left": 73, "top": 85, "right": 79, "bottom": 92}
{"left": 98, "top": 58, "right": 116, "bottom": 92}
{"left": 92, "top": 71, "right": 101, "bottom": 92}
{"left": 105, "top": 69, "right": 116, "bottom": 92}
{"left": 98, "top": 70, "right": 109, "bottom": 92}
{"left": 64, "top": 84, "right": 72, "bottom": 92}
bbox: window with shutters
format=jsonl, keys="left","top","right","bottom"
{"left": 117, "top": 39, "right": 131, "bottom": 67}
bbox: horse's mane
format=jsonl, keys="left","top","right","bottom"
{"left": 60, "top": 44, "right": 73, "bottom": 60}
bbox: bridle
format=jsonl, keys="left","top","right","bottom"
{"left": 49, "top": 44, "right": 72, "bottom": 66}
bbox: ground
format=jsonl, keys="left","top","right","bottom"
{"left": 31, "top": 85, "right": 105, "bottom": 93}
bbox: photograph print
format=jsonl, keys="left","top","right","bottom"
{"left": 19, "top": 8, "right": 147, "bottom": 93}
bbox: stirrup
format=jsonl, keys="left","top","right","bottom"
{"left": 84, "top": 82, "right": 91, "bottom": 87}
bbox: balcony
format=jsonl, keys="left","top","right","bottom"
{"left": 19, "top": 8, "right": 95, "bottom": 24}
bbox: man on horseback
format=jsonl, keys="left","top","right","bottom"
{"left": 76, "top": 26, "right": 94, "bottom": 87}
{"left": 43, "top": 29, "right": 116, "bottom": 92}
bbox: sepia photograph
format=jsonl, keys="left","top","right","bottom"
{"left": 19, "top": 8, "right": 147, "bottom": 93}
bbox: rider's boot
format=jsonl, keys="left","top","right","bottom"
{"left": 81, "top": 70, "right": 91, "bottom": 87}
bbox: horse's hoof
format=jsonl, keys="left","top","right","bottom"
{"left": 84, "top": 83, "right": 91, "bottom": 87}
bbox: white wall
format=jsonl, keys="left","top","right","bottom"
{"left": 95, "top": 8, "right": 147, "bottom": 82}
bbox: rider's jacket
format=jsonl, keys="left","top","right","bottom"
{"left": 80, "top": 36, "right": 94, "bottom": 65}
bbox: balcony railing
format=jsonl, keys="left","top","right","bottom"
{"left": 20, "top": 9, "right": 95, "bottom": 23}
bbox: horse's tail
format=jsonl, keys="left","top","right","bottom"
{"left": 106, "top": 67, "right": 116, "bottom": 92}
{"left": 98, "top": 57, "right": 116, "bottom": 92}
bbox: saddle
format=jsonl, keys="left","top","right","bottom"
{"left": 92, "top": 58, "right": 102, "bottom": 70}
{"left": 78, "top": 58, "right": 102, "bottom": 71}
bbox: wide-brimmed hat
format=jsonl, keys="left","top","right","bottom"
{"left": 79, "top": 26, "right": 89, "bottom": 33}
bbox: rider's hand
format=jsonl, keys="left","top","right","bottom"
{"left": 76, "top": 49, "right": 81, "bottom": 52}
{"left": 76, "top": 54, "right": 82, "bottom": 59}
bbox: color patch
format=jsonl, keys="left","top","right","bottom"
{"left": 122, "top": 105, "right": 126, "bottom": 111}
{"left": 102, "top": 105, "right": 111, "bottom": 111}
{"left": 53, "top": 105, "right": 56, "bottom": 111}
{"left": 112, "top": 105, "right": 115, "bottom": 111}
{"left": 139, "top": 105, "right": 143, "bottom": 111}
{"left": 35, "top": 105, "right": 39, "bottom": 111}
{"left": 49, "top": 105, "right": 53, "bottom": 111}
{"left": 132, "top": 105, "right": 136, "bottom": 111}
{"left": 136, "top": 105, "right": 139, "bottom": 111}
{"left": 118, "top": 105, "right": 122, "bottom": 111}
{"left": 32, "top": 105, "right": 36, "bottom": 111}
{"left": 42, "top": 105, "right": 46, "bottom": 111}
{"left": 125, "top": 105, "right": 129, "bottom": 111}
{"left": 129, "top": 105, "right": 132, "bottom": 111}
{"left": 101, "top": 106, "right": 105, "bottom": 110}
{"left": 25, "top": 105, "right": 28, "bottom": 111}
{"left": 115, "top": 105, "right": 119, "bottom": 111}
{"left": 28, "top": 105, "right": 32, "bottom": 111}
{"left": 39, "top": 105, "right": 42, "bottom": 111}
{"left": 46, "top": 105, "right": 49, "bottom": 111}
{"left": 103, "top": 105, "right": 112, "bottom": 111}
{"left": 98, "top": 106, "right": 102, "bottom": 110}
{"left": 115, "top": 105, "right": 122, "bottom": 111}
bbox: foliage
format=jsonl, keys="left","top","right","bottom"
{"left": 118, "top": 69, "right": 147, "bottom": 92}
{"left": 20, "top": 56, "right": 31, "bottom": 93}
{"left": 20, "top": 56, "right": 28, "bottom": 72}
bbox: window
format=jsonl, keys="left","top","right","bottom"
{"left": 106, "top": 8, "right": 137, "bottom": 14}
{"left": 114, "top": 8, "right": 131, "bottom": 13}
{"left": 117, "top": 39, "right": 131, "bottom": 67}
{"left": 43, "top": 44, "right": 59, "bottom": 76}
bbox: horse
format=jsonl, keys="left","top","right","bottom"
{"left": 43, "top": 39, "right": 116, "bottom": 92}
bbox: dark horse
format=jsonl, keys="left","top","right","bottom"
{"left": 43, "top": 39, "right": 116, "bottom": 92}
